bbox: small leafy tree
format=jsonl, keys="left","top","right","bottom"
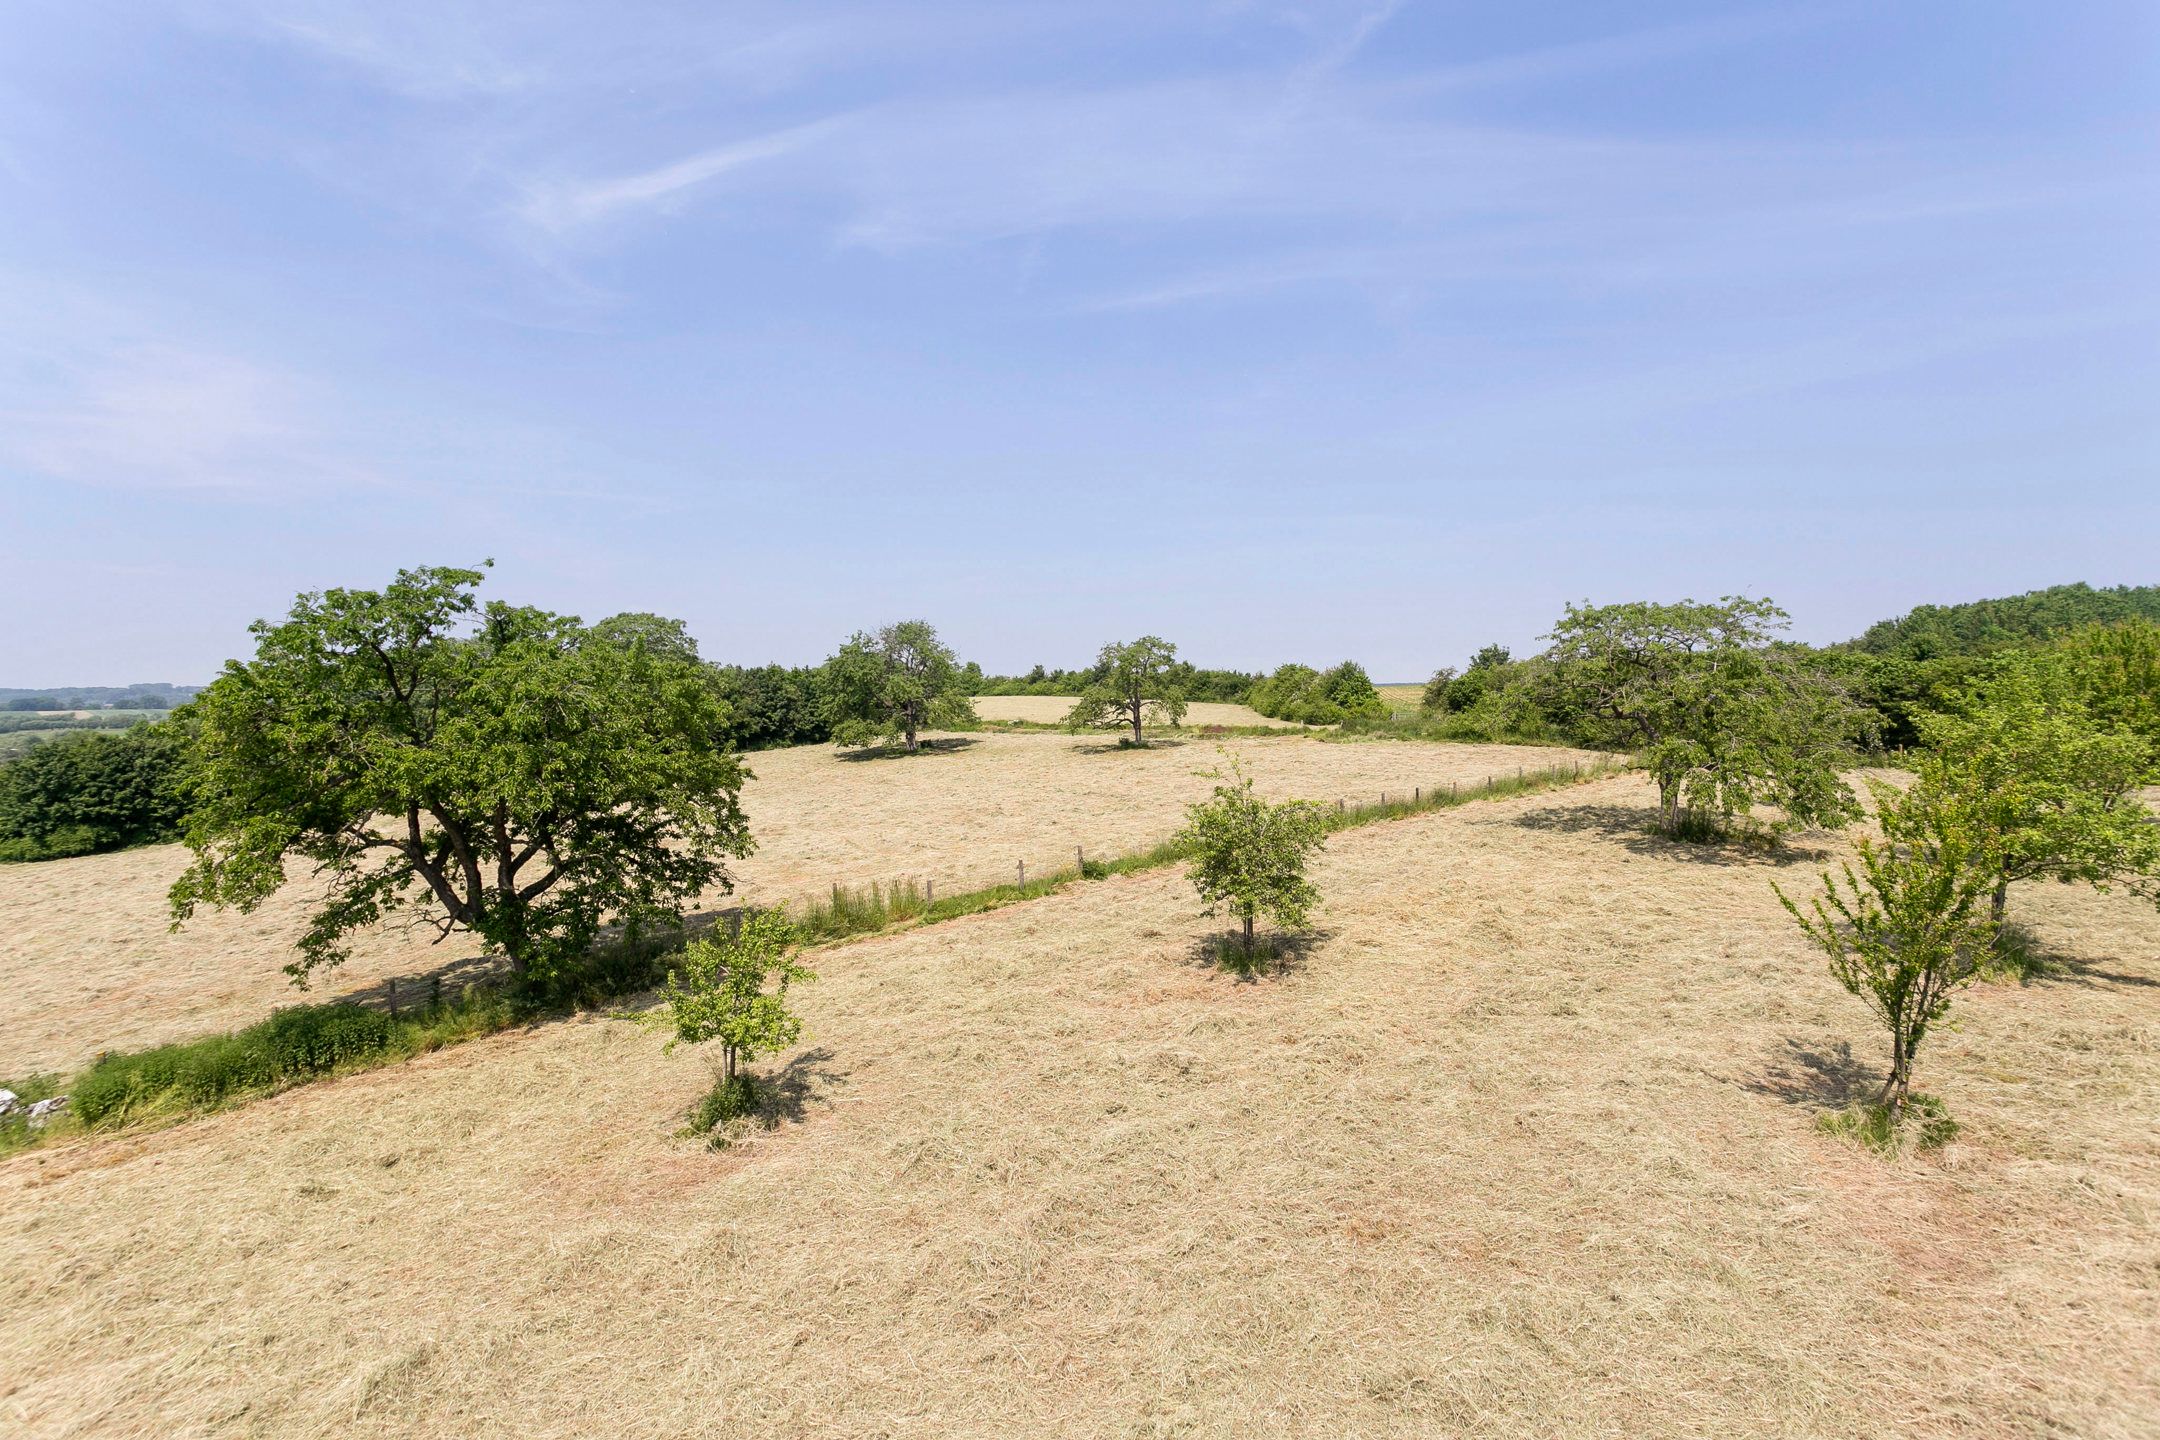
{"left": 1067, "top": 636, "right": 1188, "bottom": 744}
{"left": 1543, "top": 596, "right": 1864, "bottom": 838}
{"left": 1176, "top": 752, "right": 1329, "bottom": 960}
{"left": 1915, "top": 658, "right": 2160, "bottom": 931}
{"left": 1776, "top": 779, "right": 1996, "bottom": 1117}
{"left": 1420, "top": 666, "right": 1457, "bottom": 714}
{"left": 171, "top": 566, "right": 753, "bottom": 990}
{"left": 660, "top": 909, "right": 815, "bottom": 1114}
{"left": 822, "top": 620, "right": 976, "bottom": 752}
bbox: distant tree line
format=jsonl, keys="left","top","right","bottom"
{"left": 977, "top": 662, "right": 1260, "bottom": 704}
{"left": 0, "top": 684, "right": 194, "bottom": 710}
{"left": 7, "top": 578, "right": 2151, "bottom": 874}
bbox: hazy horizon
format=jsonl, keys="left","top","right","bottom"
{"left": 3, "top": 3, "right": 2154, "bottom": 683}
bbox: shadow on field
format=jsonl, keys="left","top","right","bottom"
{"left": 1740, "top": 1037, "right": 1881, "bottom": 1109}
{"left": 756, "top": 1045, "right": 844, "bottom": 1125}
{"left": 836, "top": 736, "right": 981, "bottom": 762}
{"left": 1072, "top": 736, "right": 1192, "bottom": 755}
{"left": 329, "top": 950, "right": 505, "bottom": 1014}
{"left": 1510, "top": 803, "right": 1831, "bottom": 868}
{"left": 1183, "top": 926, "right": 1333, "bottom": 981}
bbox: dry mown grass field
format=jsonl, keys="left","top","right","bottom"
{"left": 970, "top": 695, "right": 1305, "bottom": 728}
{"left": 4, "top": 774, "right": 2155, "bottom": 1438}
{"left": 0, "top": 732, "right": 1595, "bottom": 1074}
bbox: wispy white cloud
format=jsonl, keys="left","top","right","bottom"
{"left": 518, "top": 118, "right": 847, "bottom": 234}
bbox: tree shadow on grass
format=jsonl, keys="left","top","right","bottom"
{"left": 835, "top": 736, "right": 981, "bottom": 762}
{"left": 1072, "top": 735, "right": 1192, "bottom": 755}
{"left": 1738, "top": 1037, "right": 1881, "bottom": 1110}
{"left": 754, "top": 1045, "right": 845, "bottom": 1127}
{"left": 1182, "top": 926, "right": 1333, "bottom": 981}
{"left": 1510, "top": 803, "right": 1832, "bottom": 869}
{"left": 327, "top": 950, "right": 506, "bottom": 1014}
{"left": 1990, "top": 921, "right": 2160, "bottom": 992}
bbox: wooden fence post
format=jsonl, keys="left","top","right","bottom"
{"left": 1018, "top": 860, "right": 1026, "bottom": 888}
{"left": 927, "top": 879, "right": 935, "bottom": 905}
{"left": 388, "top": 977, "right": 398, "bottom": 1019}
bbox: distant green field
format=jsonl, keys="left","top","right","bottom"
{"left": 1375, "top": 683, "right": 1425, "bottom": 716}
{"left": 0, "top": 712, "right": 168, "bottom": 758}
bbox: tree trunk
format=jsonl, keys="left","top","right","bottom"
{"left": 1242, "top": 912, "right": 1254, "bottom": 955}
{"left": 1882, "top": 1027, "right": 1910, "bottom": 1115}
{"left": 1131, "top": 706, "right": 1144, "bottom": 746}
{"left": 1989, "top": 876, "right": 2010, "bottom": 931}
{"left": 1658, "top": 781, "right": 1681, "bottom": 836}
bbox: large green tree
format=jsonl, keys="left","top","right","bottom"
{"left": 821, "top": 620, "right": 976, "bottom": 752}
{"left": 1914, "top": 658, "right": 2160, "bottom": 930}
{"left": 1543, "top": 597, "right": 1865, "bottom": 838}
{"left": 170, "top": 566, "right": 753, "bottom": 989}
{"left": 1066, "top": 635, "right": 1188, "bottom": 744}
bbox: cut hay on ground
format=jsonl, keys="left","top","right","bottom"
{"left": 970, "top": 695, "right": 1305, "bottom": 728}
{"left": 3, "top": 775, "right": 2154, "bottom": 1437}
{"left": 0, "top": 732, "right": 1595, "bottom": 1073}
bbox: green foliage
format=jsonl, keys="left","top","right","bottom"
{"left": 1422, "top": 644, "right": 1515, "bottom": 714}
{"left": 1914, "top": 657, "right": 2160, "bottom": 928}
{"left": 1544, "top": 596, "right": 1865, "bottom": 838}
{"left": 661, "top": 910, "right": 815, "bottom": 1084}
{"left": 1066, "top": 636, "right": 1189, "bottom": 742}
{"left": 170, "top": 564, "right": 753, "bottom": 990}
{"left": 0, "top": 722, "right": 190, "bottom": 861}
{"left": 1846, "top": 582, "right": 2160, "bottom": 661}
{"left": 822, "top": 620, "right": 976, "bottom": 752}
{"left": 1776, "top": 779, "right": 1996, "bottom": 1114}
{"left": 711, "top": 663, "right": 829, "bottom": 749}
{"left": 1176, "top": 751, "right": 1330, "bottom": 958}
{"left": 684, "top": 1072, "right": 762, "bottom": 1139}
{"left": 71, "top": 1002, "right": 397, "bottom": 1125}
{"left": 2055, "top": 618, "right": 2160, "bottom": 763}
{"left": 1247, "top": 661, "right": 1386, "bottom": 725}
{"left": 1815, "top": 650, "right": 2008, "bottom": 752}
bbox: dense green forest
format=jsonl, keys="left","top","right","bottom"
{"left": 1841, "top": 583, "right": 2160, "bottom": 661}
{"left": 0, "top": 724, "right": 191, "bottom": 861}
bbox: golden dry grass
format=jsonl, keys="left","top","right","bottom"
{"left": 970, "top": 695, "right": 1305, "bottom": 728}
{"left": 4, "top": 774, "right": 2155, "bottom": 1438}
{"left": 0, "top": 732, "right": 1595, "bottom": 1074}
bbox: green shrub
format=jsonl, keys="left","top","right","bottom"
{"left": 71, "top": 1002, "right": 398, "bottom": 1125}
{"left": 1247, "top": 661, "right": 1385, "bottom": 724}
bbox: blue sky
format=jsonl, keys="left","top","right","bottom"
{"left": 1, "top": 1, "right": 2153, "bottom": 683}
